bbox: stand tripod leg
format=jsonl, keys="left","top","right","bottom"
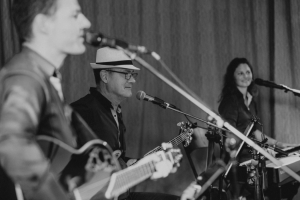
{"left": 218, "top": 174, "right": 224, "bottom": 200}
{"left": 268, "top": 185, "right": 281, "bottom": 200}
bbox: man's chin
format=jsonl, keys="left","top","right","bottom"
{"left": 66, "top": 45, "right": 86, "bottom": 55}
{"left": 124, "top": 91, "right": 132, "bottom": 98}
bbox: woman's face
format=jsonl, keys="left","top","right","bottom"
{"left": 234, "top": 63, "right": 253, "bottom": 89}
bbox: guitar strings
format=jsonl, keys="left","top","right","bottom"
{"left": 146, "top": 132, "right": 189, "bottom": 155}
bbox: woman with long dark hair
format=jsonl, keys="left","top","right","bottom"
{"left": 219, "top": 58, "right": 296, "bottom": 160}
{"left": 218, "top": 58, "right": 298, "bottom": 199}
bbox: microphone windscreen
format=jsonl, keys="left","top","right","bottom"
{"left": 136, "top": 91, "right": 146, "bottom": 100}
{"left": 84, "top": 31, "right": 103, "bottom": 47}
{"left": 254, "top": 78, "right": 264, "bottom": 85}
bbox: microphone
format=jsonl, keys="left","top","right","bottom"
{"left": 85, "top": 31, "right": 151, "bottom": 54}
{"left": 136, "top": 91, "right": 177, "bottom": 109}
{"left": 254, "top": 78, "right": 285, "bottom": 90}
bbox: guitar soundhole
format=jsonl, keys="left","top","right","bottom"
{"left": 86, "top": 147, "right": 110, "bottom": 172}
{"left": 59, "top": 145, "right": 118, "bottom": 192}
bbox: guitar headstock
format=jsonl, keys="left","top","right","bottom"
{"left": 177, "top": 122, "right": 194, "bottom": 147}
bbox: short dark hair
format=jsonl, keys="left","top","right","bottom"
{"left": 219, "top": 57, "right": 257, "bottom": 102}
{"left": 93, "top": 69, "right": 102, "bottom": 85}
{"left": 12, "top": 0, "right": 58, "bottom": 42}
{"left": 93, "top": 69, "right": 114, "bottom": 85}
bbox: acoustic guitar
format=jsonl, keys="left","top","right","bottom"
{"left": 18, "top": 136, "right": 182, "bottom": 200}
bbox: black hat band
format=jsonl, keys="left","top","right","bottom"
{"left": 96, "top": 60, "right": 133, "bottom": 66}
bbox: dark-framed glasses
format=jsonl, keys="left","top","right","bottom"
{"left": 106, "top": 70, "right": 138, "bottom": 80}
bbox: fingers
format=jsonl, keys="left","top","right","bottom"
{"left": 150, "top": 160, "right": 173, "bottom": 180}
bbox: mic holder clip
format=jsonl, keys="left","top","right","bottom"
{"left": 251, "top": 116, "right": 263, "bottom": 126}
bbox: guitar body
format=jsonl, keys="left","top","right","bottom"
{"left": 37, "top": 136, "right": 120, "bottom": 200}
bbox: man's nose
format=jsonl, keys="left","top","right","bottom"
{"left": 128, "top": 76, "right": 136, "bottom": 83}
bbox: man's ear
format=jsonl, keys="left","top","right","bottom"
{"left": 32, "top": 13, "right": 52, "bottom": 36}
{"left": 100, "top": 70, "right": 108, "bottom": 83}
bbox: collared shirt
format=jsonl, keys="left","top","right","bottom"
{"left": 50, "top": 76, "right": 64, "bottom": 101}
{"left": 245, "top": 92, "right": 252, "bottom": 107}
{"left": 111, "top": 105, "right": 120, "bottom": 128}
{"left": 50, "top": 69, "right": 64, "bottom": 101}
{"left": 111, "top": 105, "right": 122, "bottom": 147}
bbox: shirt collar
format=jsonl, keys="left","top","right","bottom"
{"left": 89, "top": 87, "right": 121, "bottom": 111}
{"left": 246, "top": 92, "right": 253, "bottom": 106}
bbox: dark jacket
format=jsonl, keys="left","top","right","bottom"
{"left": 71, "top": 88, "right": 131, "bottom": 200}
{"left": 71, "top": 87, "right": 128, "bottom": 161}
{"left": 218, "top": 89, "right": 260, "bottom": 162}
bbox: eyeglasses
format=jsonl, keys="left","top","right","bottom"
{"left": 106, "top": 70, "right": 138, "bottom": 80}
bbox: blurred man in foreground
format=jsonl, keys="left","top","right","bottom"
{"left": 0, "top": 0, "right": 94, "bottom": 199}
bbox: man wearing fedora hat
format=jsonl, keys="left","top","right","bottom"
{"left": 71, "top": 47, "right": 180, "bottom": 200}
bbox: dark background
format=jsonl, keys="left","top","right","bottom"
{"left": 1, "top": 0, "right": 300, "bottom": 197}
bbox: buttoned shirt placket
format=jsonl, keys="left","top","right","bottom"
{"left": 49, "top": 70, "right": 64, "bottom": 101}
{"left": 111, "top": 105, "right": 121, "bottom": 148}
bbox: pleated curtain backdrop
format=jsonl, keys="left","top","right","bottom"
{"left": 1, "top": 0, "right": 300, "bottom": 197}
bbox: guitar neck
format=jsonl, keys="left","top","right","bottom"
{"left": 105, "top": 159, "right": 155, "bottom": 199}
{"left": 144, "top": 132, "right": 188, "bottom": 157}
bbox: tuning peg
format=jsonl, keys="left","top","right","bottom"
{"left": 184, "top": 140, "right": 189, "bottom": 147}
{"left": 177, "top": 122, "right": 184, "bottom": 127}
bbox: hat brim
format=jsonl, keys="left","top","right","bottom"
{"left": 90, "top": 63, "right": 140, "bottom": 70}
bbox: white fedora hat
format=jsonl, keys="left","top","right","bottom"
{"left": 90, "top": 47, "right": 140, "bottom": 70}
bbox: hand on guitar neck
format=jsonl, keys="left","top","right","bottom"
{"left": 126, "top": 158, "right": 138, "bottom": 166}
{"left": 104, "top": 143, "right": 182, "bottom": 199}
{"left": 137, "top": 143, "right": 181, "bottom": 180}
{"left": 114, "top": 121, "right": 192, "bottom": 168}
{"left": 112, "top": 150, "right": 138, "bottom": 167}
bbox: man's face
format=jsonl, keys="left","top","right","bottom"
{"left": 106, "top": 69, "right": 137, "bottom": 100}
{"left": 46, "top": 0, "right": 91, "bottom": 55}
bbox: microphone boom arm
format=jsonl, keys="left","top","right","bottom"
{"left": 166, "top": 106, "right": 230, "bottom": 132}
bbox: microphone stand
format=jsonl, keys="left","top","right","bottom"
{"left": 113, "top": 48, "right": 300, "bottom": 183}
{"left": 161, "top": 104, "right": 230, "bottom": 133}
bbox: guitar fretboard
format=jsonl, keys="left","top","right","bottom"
{"left": 106, "top": 160, "right": 155, "bottom": 198}
{"left": 144, "top": 130, "right": 189, "bottom": 157}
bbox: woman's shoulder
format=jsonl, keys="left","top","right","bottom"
{"left": 219, "top": 92, "right": 241, "bottom": 105}
{"left": 218, "top": 93, "right": 241, "bottom": 112}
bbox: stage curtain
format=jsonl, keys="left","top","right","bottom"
{"left": 1, "top": 0, "right": 300, "bottom": 197}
